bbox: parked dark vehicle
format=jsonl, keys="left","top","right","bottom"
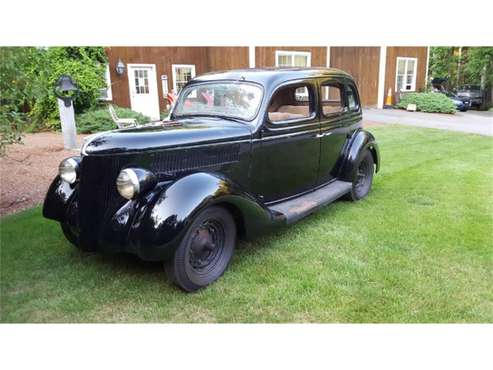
{"left": 43, "top": 68, "right": 380, "bottom": 292}
{"left": 443, "top": 91, "right": 471, "bottom": 112}
{"left": 456, "top": 85, "right": 483, "bottom": 108}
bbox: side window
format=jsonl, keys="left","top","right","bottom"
{"left": 268, "top": 84, "right": 313, "bottom": 123}
{"left": 346, "top": 84, "right": 360, "bottom": 111}
{"left": 320, "top": 83, "right": 344, "bottom": 116}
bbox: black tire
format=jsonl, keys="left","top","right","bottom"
{"left": 346, "top": 150, "right": 374, "bottom": 201}
{"left": 165, "top": 206, "right": 236, "bottom": 292}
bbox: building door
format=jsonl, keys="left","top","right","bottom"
{"left": 127, "top": 64, "right": 160, "bottom": 120}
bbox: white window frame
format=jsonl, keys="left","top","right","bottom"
{"left": 172, "top": 64, "right": 196, "bottom": 94}
{"left": 99, "top": 64, "right": 112, "bottom": 101}
{"left": 275, "top": 50, "right": 311, "bottom": 67}
{"left": 395, "top": 57, "right": 418, "bottom": 92}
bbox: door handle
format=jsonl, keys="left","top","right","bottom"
{"left": 316, "top": 132, "right": 332, "bottom": 138}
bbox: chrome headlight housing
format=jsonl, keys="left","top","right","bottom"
{"left": 59, "top": 157, "right": 80, "bottom": 184}
{"left": 116, "top": 168, "right": 156, "bottom": 200}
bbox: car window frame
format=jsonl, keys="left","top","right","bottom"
{"left": 265, "top": 79, "right": 319, "bottom": 129}
{"left": 171, "top": 80, "right": 265, "bottom": 123}
{"left": 318, "top": 78, "right": 348, "bottom": 119}
{"left": 344, "top": 81, "right": 361, "bottom": 113}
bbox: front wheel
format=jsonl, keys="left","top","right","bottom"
{"left": 165, "top": 206, "right": 236, "bottom": 292}
{"left": 346, "top": 150, "right": 374, "bottom": 201}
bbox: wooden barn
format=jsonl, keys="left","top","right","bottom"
{"left": 103, "top": 46, "right": 429, "bottom": 119}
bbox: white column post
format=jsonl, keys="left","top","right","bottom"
{"left": 425, "top": 46, "right": 431, "bottom": 89}
{"left": 248, "top": 46, "right": 255, "bottom": 68}
{"left": 377, "top": 46, "right": 387, "bottom": 109}
{"left": 57, "top": 98, "right": 77, "bottom": 150}
{"left": 326, "top": 46, "right": 331, "bottom": 68}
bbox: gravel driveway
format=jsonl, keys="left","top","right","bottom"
{"left": 363, "top": 108, "right": 493, "bottom": 136}
{"left": 0, "top": 133, "right": 87, "bottom": 216}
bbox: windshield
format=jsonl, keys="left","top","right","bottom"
{"left": 173, "top": 82, "right": 263, "bottom": 121}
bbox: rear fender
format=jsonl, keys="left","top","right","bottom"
{"left": 338, "top": 129, "right": 380, "bottom": 182}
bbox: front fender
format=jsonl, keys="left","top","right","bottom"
{"left": 134, "top": 172, "right": 275, "bottom": 260}
{"left": 339, "top": 129, "right": 380, "bottom": 182}
{"left": 42, "top": 176, "right": 76, "bottom": 222}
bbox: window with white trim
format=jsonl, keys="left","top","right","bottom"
{"left": 395, "top": 57, "right": 418, "bottom": 92}
{"left": 99, "top": 64, "right": 112, "bottom": 100}
{"left": 172, "top": 64, "right": 196, "bottom": 94}
{"left": 275, "top": 51, "right": 311, "bottom": 67}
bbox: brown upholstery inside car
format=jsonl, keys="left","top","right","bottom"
{"left": 278, "top": 105, "right": 310, "bottom": 116}
{"left": 268, "top": 86, "right": 311, "bottom": 122}
{"left": 322, "top": 102, "right": 343, "bottom": 115}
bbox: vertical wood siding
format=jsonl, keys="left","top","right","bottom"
{"left": 330, "top": 47, "right": 381, "bottom": 107}
{"left": 384, "top": 46, "right": 428, "bottom": 100}
{"left": 105, "top": 46, "right": 429, "bottom": 111}
{"left": 105, "top": 47, "right": 248, "bottom": 113}
{"left": 207, "top": 47, "right": 249, "bottom": 71}
{"left": 254, "top": 47, "right": 327, "bottom": 67}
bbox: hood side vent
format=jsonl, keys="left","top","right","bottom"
{"left": 151, "top": 144, "right": 240, "bottom": 176}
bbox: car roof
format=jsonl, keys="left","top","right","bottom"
{"left": 192, "top": 67, "right": 354, "bottom": 86}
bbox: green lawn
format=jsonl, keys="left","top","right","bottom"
{"left": 1, "top": 125, "right": 492, "bottom": 323}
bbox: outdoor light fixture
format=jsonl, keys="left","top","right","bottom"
{"left": 116, "top": 58, "right": 125, "bottom": 75}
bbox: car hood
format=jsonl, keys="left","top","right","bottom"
{"left": 82, "top": 117, "right": 252, "bottom": 155}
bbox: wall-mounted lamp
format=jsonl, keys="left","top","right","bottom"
{"left": 115, "top": 58, "right": 125, "bottom": 75}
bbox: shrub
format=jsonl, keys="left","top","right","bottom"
{"left": 396, "top": 92, "right": 457, "bottom": 114}
{"left": 30, "top": 47, "right": 108, "bottom": 129}
{"left": 75, "top": 106, "right": 150, "bottom": 134}
{"left": 0, "top": 47, "right": 40, "bottom": 154}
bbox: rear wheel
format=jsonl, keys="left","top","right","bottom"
{"left": 346, "top": 150, "right": 374, "bottom": 201}
{"left": 165, "top": 206, "right": 236, "bottom": 292}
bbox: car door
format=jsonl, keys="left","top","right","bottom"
{"left": 317, "top": 78, "right": 356, "bottom": 184}
{"left": 249, "top": 80, "right": 321, "bottom": 203}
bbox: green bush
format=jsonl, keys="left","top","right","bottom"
{"left": 396, "top": 92, "right": 457, "bottom": 114}
{"left": 75, "top": 106, "right": 150, "bottom": 134}
{"left": 0, "top": 47, "right": 40, "bottom": 155}
{"left": 29, "top": 47, "right": 108, "bottom": 129}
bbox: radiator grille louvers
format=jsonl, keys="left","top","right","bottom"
{"left": 151, "top": 144, "right": 240, "bottom": 175}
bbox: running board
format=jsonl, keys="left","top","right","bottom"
{"left": 268, "top": 180, "right": 352, "bottom": 224}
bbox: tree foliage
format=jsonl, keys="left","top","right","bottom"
{"left": 0, "top": 47, "right": 41, "bottom": 155}
{"left": 429, "top": 47, "right": 493, "bottom": 89}
{"left": 464, "top": 47, "right": 493, "bottom": 87}
{"left": 30, "top": 47, "right": 108, "bottom": 129}
{"left": 0, "top": 47, "right": 107, "bottom": 154}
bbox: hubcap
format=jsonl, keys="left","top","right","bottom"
{"left": 189, "top": 219, "right": 225, "bottom": 271}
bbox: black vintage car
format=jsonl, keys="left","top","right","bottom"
{"left": 44, "top": 68, "right": 380, "bottom": 292}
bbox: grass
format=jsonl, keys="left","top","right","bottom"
{"left": 1, "top": 125, "right": 492, "bottom": 323}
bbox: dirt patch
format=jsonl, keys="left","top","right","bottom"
{"left": 0, "top": 132, "right": 88, "bottom": 217}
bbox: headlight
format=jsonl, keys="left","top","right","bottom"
{"left": 116, "top": 169, "right": 140, "bottom": 200}
{"left": 116, "top": 168, "right": 157, "bottom": 200}
{"left": 59, "top": 157, "right": 80, "bottom": 184}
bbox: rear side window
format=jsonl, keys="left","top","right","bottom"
{"left": 268, "top": 84, "right": 313, "bottom": 123}
{"left": 320, "top": 84, "right": 344, "bottom": 116}
{"left": 345, "top": 84, "right": 360, "bottom": 111}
